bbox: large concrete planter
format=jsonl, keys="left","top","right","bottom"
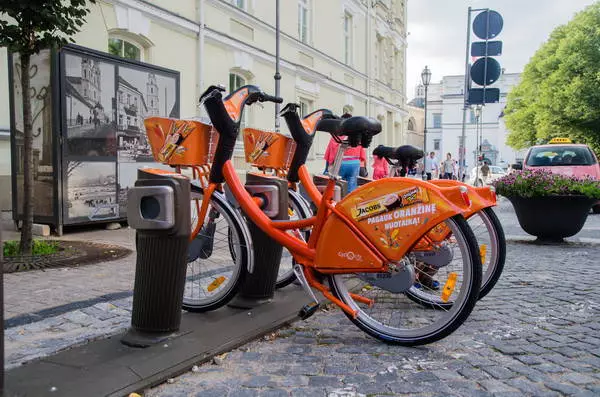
{"left": 507, "top": 195, "right": 596, "bottom": 240}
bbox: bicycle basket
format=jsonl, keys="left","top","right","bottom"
{"left": 242, "top": 128, "right": 296, "bottom": 171}
{"left": 144, "top": 117, "right": 219, "bottom": 166}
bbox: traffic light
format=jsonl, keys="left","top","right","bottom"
{"left": 467, "top": 10, "right": 503, "bottom": 105}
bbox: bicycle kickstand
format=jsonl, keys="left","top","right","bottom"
{"left": 292, "top": 264, "right": 320, "bottom": 320}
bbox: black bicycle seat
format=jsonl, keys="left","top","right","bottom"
{"left": 373, "top": 145, "right": 423, "bottom": 162}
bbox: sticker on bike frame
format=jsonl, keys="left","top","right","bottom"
{"left": 328, "top": 180, "right": 460, "bottom": 262}
{"left": 351, "top": 186, "right": 430, "bottom": 221}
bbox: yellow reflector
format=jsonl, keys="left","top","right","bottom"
{"left": 207, "top": 276, "right": 226, "bottom": 292}
{"left": 288, "top": 208, "right": 295, "bottom": 216}
{"left": 441, "top": 272, "right": 458, "bottom": 303}
{"left": 479, "top": 244, "right": 487, "bottom": 264}
{"left": 549, "top": 137, "right": 572, "bottom": 144}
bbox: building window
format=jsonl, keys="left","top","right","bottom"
{"left": 432, "top": 113, "right": 442, "bottom": 128}
{"left": 127, "top": 94, "right": 131, "bottom": 105}
{"left": 233, "top": 0, "right": 246, "bottom": 9}
{"left": 83, "top": 88, "right": 87, "bottom": 97}
{"left": 298, "top": 0, "right": 310, "bottom": 44}
{"left": 469, "top": 109, "right": 477, "bottom": 124}
{"left": 407, "top": 118, "right": 415, "bottom": 131}
{"left": 376, "top": 38, "right": 384, "bottom": 80}
{"left": 343, "top": 12, "right": 353, "bottom": 65}
{"left": 229, "top": 72, "right": 247, "bottom": 136}
{"left": 108, "top": 38, "right": 142, "bottom": 61}
{"left": 298, "top": 97, "right": 313, "bottom": 117}
{"left": 434, "top": 139, "right": 441, "bottom": 151}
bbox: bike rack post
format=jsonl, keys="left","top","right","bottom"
{"left": 228, "top": 173, "right": 289, "bottom": 309}
{"left": 300, "top": 175, "right": 347, "bottom": 211}
{"left": 121, "top": 169, "right": 190, "bottom": 347}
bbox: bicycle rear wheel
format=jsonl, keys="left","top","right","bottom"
{"left": 276, "top": 191, "right": 312, "bottom": 289}
{"left": 182, "top": 185, "right": 251, "bottom": 312}
{"left": 328, "top": 215, "right": 481, "bottom": 346}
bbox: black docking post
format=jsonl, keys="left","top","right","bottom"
{"left": 228, "top": 173, "right": 289, "bottom": 309}
{"left": 121, "top": 170, "right": 190, "bottom": 347}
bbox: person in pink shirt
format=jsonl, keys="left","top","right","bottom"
{"left": 372, "top": 152, "right": 389, "bottom": 179}
{"left": 323, "top": 113, "right": 366, "bottom": 192}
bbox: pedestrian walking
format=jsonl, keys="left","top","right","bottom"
{"left": 371, "top": 149, "right": 389, "bottom": 180}
{"left": 423, "top": 152, "right": 438, "bottom": 181}
{"left": 442, "top": 153, "right": 455, "bottom": 180}
{"left": 323, "top": 113, "right": 366, "bottom": 192}
{"left": 480, "top": 162, "right": 490, "bottom": 185}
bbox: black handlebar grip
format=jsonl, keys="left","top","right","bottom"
{"left": 260, "top": 93, "right": 284, "bottom": 104}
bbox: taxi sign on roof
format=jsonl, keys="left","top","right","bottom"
{"left": 549, "top": 137, "right": 572, "bottom": 144}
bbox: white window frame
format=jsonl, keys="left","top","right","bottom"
{"left": 229, "top": 71, "right": 248, "bottom": 142}
{"left": 232, "top": 0, "right": 247, "bottom": 11}
{"left": 108, "top": 36, "right": 144, "bottom": 62}
{"left": 343, "top": 12, "right": 353, "bottom": 66}
{"left": 298, "top": 0, "right": 311, "bottom": 44}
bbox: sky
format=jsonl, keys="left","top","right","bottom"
{"left": 406, "top": 0, "right": 597, "bottom": 99}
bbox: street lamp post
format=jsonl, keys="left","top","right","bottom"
{"left": 421, "top": 65, "right": 432, "bottom": 180}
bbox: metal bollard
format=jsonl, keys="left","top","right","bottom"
{"left": 228, "top": 173, "right": 289, "bottom": 309}
{"left": 121, "top": 169, "right": 190, "bottom": 348}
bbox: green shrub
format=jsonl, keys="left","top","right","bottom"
{"left": 3, "top": 240, "right": 60, "bottom": 257}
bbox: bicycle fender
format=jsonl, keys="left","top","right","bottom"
{"left": 323, "top": 178, "right": 469, "bottom": 262}
{"left": 429, "top": 179, "right": 496, "bottom": 215}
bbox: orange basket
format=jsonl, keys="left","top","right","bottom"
{"left": 242, "top": 128, "right": 296, "bottom": 171}
{"left": 144, "top": 117, "right": 219, "bottom": 166}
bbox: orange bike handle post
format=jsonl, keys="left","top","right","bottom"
{"left": 298, "top": 165, "right": 323, "bottom": 204}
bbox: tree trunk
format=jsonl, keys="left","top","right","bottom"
{"left": 19, "top": 53, "right": 34, "bottom": 255}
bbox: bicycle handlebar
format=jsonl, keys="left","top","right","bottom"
{"left": 259, "top": 93, "right": 283, "bottom": 104}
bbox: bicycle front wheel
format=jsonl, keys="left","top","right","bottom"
{"left": 467, "top": 207, "right": 506, "bottom": 300}
{"left": 328, "top": 215, "right": 481, "bottom": 346}
{"left": 182, "top": 185, "right": 251, "bottom": 312}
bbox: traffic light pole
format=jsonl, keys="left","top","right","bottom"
{"left": 459, "top": 7, "right": 473, "bottom": 181}
{"left": 460, "top": 7, "right": 491, "bottom": 181}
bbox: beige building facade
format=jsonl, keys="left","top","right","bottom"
{"left": 0, "top": 0, "right": 408, "bottom": 209}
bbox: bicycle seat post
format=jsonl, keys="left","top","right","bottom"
{"left": 328, "top": 142, "right": 349, "bottom": 179}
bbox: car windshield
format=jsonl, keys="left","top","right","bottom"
{"left": 490, "top": 166, "right": 504, "bottom": 174}
{"left": 526, "top": 145, "right": 597, "bottom": 166}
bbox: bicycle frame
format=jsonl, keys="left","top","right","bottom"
{"left": 163, "top": 86, "right": 476, "bottom": 318}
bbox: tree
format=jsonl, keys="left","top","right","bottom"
{"left": 504, "top": 3, "right": 600, "bottom": 153}
{"left": 0, "top": 0, "right": 95, "bottom": 254}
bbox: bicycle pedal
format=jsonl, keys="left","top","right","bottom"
{"left": 298, "top": 302, "right": 320, "bottom": 320}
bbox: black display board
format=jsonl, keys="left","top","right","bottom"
{"left": 9, "top": 44, "right": 180, "bottom": 232}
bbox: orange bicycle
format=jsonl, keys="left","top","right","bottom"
{"left": 280, "top": 105, "right": 505, "bottom": 306}
{"left": 145, "top": 84, "right": 482, "bottom": 345}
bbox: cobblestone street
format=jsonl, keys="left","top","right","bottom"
{"left": 3, "top": 199, "right": 600, "bottom": 395}
{"left": 144, "top": 200, "right": 600, "bottom": 396}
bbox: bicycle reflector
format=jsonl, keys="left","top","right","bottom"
{"left": 488, "top": 186, "right": 497, "bottom": 202}
{"left": 441, "top": 272, "right": 458, "bottom": 302}
{"left": 459, "top": 186, "right": 471, "bottom": 207}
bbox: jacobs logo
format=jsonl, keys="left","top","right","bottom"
{"left": 357, "top": 202, "right": 382, "bottom": 217}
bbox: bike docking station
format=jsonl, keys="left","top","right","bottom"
{"left": 301, "top": 174, "right": 347, "bottom": 211}
{"left": 121, "top": 168, "right": 191, "bottom": 347}
{"left": 226, "top": 172, "right": 289, "bottom": 309}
